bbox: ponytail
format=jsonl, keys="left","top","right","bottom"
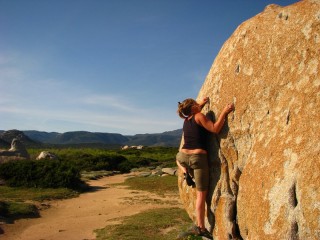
{"left": 177, "top": 98, "right": 197, "bottom": 119}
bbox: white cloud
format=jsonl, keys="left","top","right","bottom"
{"left": 82, "top": 94, "right": 137, "bottom": 113}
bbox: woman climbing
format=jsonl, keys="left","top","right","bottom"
{"left": 176, "top": 97, "right": 234, "bottom": 239}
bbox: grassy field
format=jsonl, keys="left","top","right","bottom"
{"left": 95, "top": 175, "right": 202, "bottom": 240}
{"left": 0, "top": 186, "right": 78, "bottom": 219}
{"left": 124, "top": 175, "right": 178, "bottom": 196}
{"left": 95, "top": 207, "right": 199, "bottom": 240}
{"left": 0, "top": 186, "right": 78, "bottom": 201}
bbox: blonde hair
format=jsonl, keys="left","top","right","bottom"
{"left": 177, "top": 98, "right": 197, "bottom": 119}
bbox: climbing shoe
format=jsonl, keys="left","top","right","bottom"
{"left": 199, "top": 228, "right": 213, "bottom": 239}
{"left": 184, "top": 172, "right": 195, "bottom": 187}
{"left": 189, "top": 225, "right": 213, "bottom": 239}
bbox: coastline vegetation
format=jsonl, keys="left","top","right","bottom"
{"left": 0, "top": 146, "right": 201, "bottom": 239}
{"left": 0, "top": 146, "right": 178, "bottom": 221}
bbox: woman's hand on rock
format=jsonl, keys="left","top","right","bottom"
{"left": 223, "top": 103, "right": 234, "bottom": 115}
{"left": 198, "top": 97, "right": 209, "bottom": 107}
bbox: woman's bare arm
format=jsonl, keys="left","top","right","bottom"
{"left": 196, "top": 103, "right": 234, "bottom": 134}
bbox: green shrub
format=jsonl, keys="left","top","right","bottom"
{"left": 117, "top": 160, "right": 134, "bottom": 173}
{"left": 0, "top": 201, "right": 39, "bottom": 219}
{"left": 27, "top": 146, "right": 178, "bottom": 174}
{"left": 0, "top": 201, "right": 8, "bottom": 216}
{"left": 66, "top": 154, "right": 129, "bottom": 172}
{"left": 0, "top": 160, "right": 82, "bottom": 189}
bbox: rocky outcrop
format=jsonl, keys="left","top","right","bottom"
{"left": 178, "top": 1, "right": 320, "bottom": 239}
{"left": 36, "top": 151, "right": 58, "bottom": 160}
{"left": 132, "top": 167, "right": 178, "bottom": 177}
{"left": 0, "top": 129, "right": 37, "bottom": 147}
{"left": 0, "top": 138, "right": 30, "bottom": 162}
{"left": 161, "top": 167, "right": 177, "bottom": 176}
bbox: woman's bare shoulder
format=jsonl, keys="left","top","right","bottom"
{"left": 194, "top": 112, "right": 206, "bottom": 123}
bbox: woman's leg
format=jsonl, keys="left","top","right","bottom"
{"left": 177, "top": 159, "right": 195, "bottom": 186}
{"left": 196, "top": 190, "right": 207, "bottom": 229}
{"left": 190, "top": 154, "right": 209, "bottom": 229}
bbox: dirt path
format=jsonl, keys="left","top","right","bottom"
{"left": 1, "top": 173, "right": 180, "bottom": 240}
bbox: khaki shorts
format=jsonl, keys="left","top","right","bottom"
{"left": 176, "top": 152, "right": 209, "bottom": 191}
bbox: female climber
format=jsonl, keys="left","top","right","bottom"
{"left": 176, "top": 97, "right": 234, "bottom": 239}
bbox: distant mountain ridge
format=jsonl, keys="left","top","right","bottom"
{"left": 23, "top": 130, "right": 128, "bottom": 145}
{"left": 0, "top": 129, "right": 182, "bottom": 147}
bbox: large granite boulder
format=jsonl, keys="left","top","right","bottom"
{"left": 178, "top": 1, "right": 320, "bottom": 239}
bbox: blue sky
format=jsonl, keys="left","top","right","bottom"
{"left": 0, "top": 0, "right": 297, "bottom": 135}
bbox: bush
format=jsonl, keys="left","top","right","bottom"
{"left": 117, "top": 160, "right": 134, "bottom": 173}
{"left": 0, "top": 201, "right": 8, "bottom": 216}
{"left": 0, "top": 160, "right": 82, "bottom": 189}
{"left": 67, "top": 154, "right": 129, "bottom": 172}
{"left": 0, "top": 201, "right": 39, "bottom": 219}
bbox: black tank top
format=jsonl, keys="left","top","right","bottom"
{"left": 182, "top": 115, "right": 207, "bottom": 150}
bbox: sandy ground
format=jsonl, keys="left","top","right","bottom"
{"left": 0, "top": 173, "right": 181, "bottom": 240}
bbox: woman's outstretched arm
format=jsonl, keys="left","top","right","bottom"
{"left": 196, "top": 103, "right": 234, "bottom": 134}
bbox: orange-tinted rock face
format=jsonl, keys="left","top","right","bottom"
{"left": 178, "top": 1, "right": 320, "bottom": 239}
